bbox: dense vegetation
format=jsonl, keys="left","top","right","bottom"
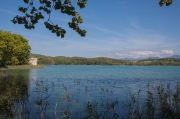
{"left": 0, "top": 73, "right": 29, "bottom": 118}
{"left": 30, "top": 53, "right": 180, "bottom": 66}
{"left": 0, "top": 30, "right": 31, "bottom": 67}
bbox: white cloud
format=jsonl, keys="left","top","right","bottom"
{"left": 131, "top": 51, "right": 160, "bottom": 56}
{"left": 115, "top": 52, "right": 138, "bottom": 58}
{"left": 0, "top": 8, "right": 18, "bottom": 15}
{"left": 161, "top": 50, "right": 173, "bottom": 55}
{"left": 115, "top": 50, "right": 174, "bottom": 58}
{"left": 115, "top": 53, "right": 126, "bottom": 57}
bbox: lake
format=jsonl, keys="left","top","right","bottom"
{"left": 1, "top": 66, "right": 180, "bottom": 118}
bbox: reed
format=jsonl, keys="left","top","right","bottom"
{"left": 123, "top": 82, "right": 180, "bottom": 119}
{"left": 0, "top": 72, "right": 180, "bottom": 119}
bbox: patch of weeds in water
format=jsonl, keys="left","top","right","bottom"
{"left": 123, "top": 82, "right": 180, "bottom": 119}
{"left": 1, "top": 72, "right": 180, "bottom": 119}
{"left": 0, "top": 73, "right": 29, "bottom": 119}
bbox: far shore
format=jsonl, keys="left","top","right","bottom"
{"left": 0, "top": 65, "right": 45, "bottom": 70}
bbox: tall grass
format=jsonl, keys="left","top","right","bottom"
{"left": 0, "top": 72, "right": 180, "bottom": 119}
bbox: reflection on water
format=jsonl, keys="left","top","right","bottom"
{"left": 30, "top": 69, "right": 37, "bottom": 81}
{"left": 0, "top": 66, "right": 180, "bottom": 119}
{"left": 0, "top": 69, "right": 123, "bottom": 118}
{"left": 0, "top": 70, "right": 30, "bottom": 118}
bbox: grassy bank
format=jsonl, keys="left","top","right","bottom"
{"left": 0, "top": 65, "right": 45, "bottom": 70}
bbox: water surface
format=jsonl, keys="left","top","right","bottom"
{"left": 1, "top": 66, "right": 180, "bottom": 118}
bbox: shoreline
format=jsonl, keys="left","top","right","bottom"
{"left": 0, "top": 65, "right": 45, "bottom": 70}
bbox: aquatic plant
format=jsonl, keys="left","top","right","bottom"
{"left": 1, "top": 72, "right": 180, "bottom": 119}
{"left": 0, "top": 73, "right": 29, "bottom": 118}
{"left": 123, "top": 82, "right": 180, "bottom": 119}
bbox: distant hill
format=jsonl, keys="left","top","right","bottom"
{"left": 30, "top": 53, "right": 180, "bottom": 66}
{"left": 121, "top": 55, "right": 180, "bottom": 60}
{"left": 147, "top": 57, "right": 160, "bottom": 59}
{"left": 30, "top": 53, "right": 48, "bottom": 58}
{"left": 168, "top": 55, "right": 180, "bottom": 59}
{"left": 30, "top": 53, "right": 128, "bottom": 65}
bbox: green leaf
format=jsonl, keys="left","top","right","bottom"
{"left": 23, "top": 0, "right": 29, "bottom": 4}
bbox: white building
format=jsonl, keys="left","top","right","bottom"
{"left": 29, "top": 58, "right": 38, "bottom": 65}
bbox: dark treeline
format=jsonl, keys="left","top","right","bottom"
{"left": 30, "top": 53, "right": 180, "bottom": 66}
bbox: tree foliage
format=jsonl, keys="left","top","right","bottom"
{"left": 0, "top": 30, "right": 31, "bottom": 66}
{"left": 11, "top": 0, "right": 87, "bottom": 38}
{"left": 11, "top": 0, "right": 172, "bottom": 38}
{"left": 159, "top": 0, "right": 172, "bottom": 6}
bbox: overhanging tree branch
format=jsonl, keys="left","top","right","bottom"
{"left": 11, "top": 0, "right": 172, "bottom": 38}
{"left": 11, "top": 0, "right": 87, "bottom": 38}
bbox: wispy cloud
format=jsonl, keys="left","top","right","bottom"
{"left": 115, "top": 50, "right": 174, "bottom": 58}
{"left": 95, "top": 27, "right": 125, "bottom": 37}
{"left": 0, "top": 8, "right": 17, "bottom": 15}
{"left": 161, "top": 50, "right": 174, "bottom": 55}
{"left": 127, "top": 16, "right": 141, "bottom": 30}
{"left": 131, "top": 51, "right": 161, "bottom": 56}
{"left": 77, "top": 18, "right": 178, "bottom": 58}
{"left": 83, "top": 24, "right": 126, "bottom": 38}
{"left": 27, "top": 16, "right": 179, "bottom": 58}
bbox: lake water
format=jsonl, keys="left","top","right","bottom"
{"left": 1, "top": 66, "right": 180, "bottom": 118}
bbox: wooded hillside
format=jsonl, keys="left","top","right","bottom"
{"left": 30, "top": 53, "right": 180, "bottom": 66}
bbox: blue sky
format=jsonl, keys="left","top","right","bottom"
{"left": 0, "top": 0, "right": 180, "bottom": 59}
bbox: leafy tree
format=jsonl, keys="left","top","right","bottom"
{"left": 11, "top": 0, "right": 87, "bottom": 38}
{"left": 11, "top": 0, "right": 172, "bottom": 38}
{"left": 0, "top": 30, "right": 31, "bottom": 67}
